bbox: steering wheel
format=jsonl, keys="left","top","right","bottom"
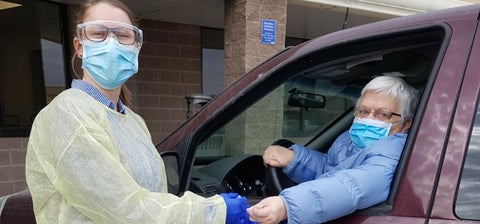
{"left": 264, "top": 139, "right": 298, "bottom": 196}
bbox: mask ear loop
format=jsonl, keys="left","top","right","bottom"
{"left": 71, "top": 52, "right": 82, "bottom": 79}
{"left": 71, "top": 34, "right": 84, "bottom": 79}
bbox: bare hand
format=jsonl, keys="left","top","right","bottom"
{"left": 247, "top": 196, "right": 287, "bottom": 224}
{"left": 263, "top": 145, "right": 294, "bottom": 167}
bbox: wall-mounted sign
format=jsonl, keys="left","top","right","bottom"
{"left": 261, "top": 19, "right": 276, "bottom": 45}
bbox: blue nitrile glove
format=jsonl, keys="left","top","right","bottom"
{"left": 220, "top": 193, "right": 257, "bottom": 224}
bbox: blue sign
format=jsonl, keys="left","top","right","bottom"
{"left": 261, "top": 19, "right": 276, "bottom": 45}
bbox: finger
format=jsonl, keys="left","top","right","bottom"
{"left": 252, "top": 206, "right": 270, "bottom": 219}
{"left": 263, "top": 153, "right": 277, "bottom": 167}
{"left": 246, "top": 208, "right": 257, "bottom": 222}
{"left": 263, "top": 158, "right": 273, "bottom": 167}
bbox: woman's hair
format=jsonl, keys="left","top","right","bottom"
{"left": 70, "top": 0, "right": 136, "bottom": 107}
{"left": 357, "top": 76, "right": 419, "bottom": 123}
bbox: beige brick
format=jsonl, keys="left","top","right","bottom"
{"left": 246, "top": 4, "right": 261, "bottom": 21}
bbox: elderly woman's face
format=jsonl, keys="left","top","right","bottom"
{"left": 357, "top": 90, "right": 410, "bottom": 135}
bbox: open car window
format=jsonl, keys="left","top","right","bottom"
{"left": 194, "top": 27, "right": 444, "bottom": 162}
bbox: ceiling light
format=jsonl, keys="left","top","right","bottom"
{"left": 290, "top": 0, "right": 473, "bottom": 16}
{"left": 0, "top": 1, "right": 21, "bottom": 11}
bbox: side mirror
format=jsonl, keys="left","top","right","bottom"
{"left": 160, "top": 151, "right": 180, "bottom": 195}
{"left": 287, "top": 88, "right": 326, "bottom": 109}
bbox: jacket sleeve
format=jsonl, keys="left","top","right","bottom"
{"left": 279, "top": 134, "right": 406, "bottom": 223}
{"left": 282, "top": 132, "right": 352, "bottom": 183}
{"left": 282, "top": 144, "right": 328, "bottom": 183}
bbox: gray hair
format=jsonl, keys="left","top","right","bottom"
{"left": 356, "top": 76, "right": 419, "bottom": 122}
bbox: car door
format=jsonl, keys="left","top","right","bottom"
{"left": 427, "top": 14, "right": 480, "bottom": 224}
{"left": 332, "top": 7, "right": 480, "bottom": 224}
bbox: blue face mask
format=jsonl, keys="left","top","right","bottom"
{"left": 349, "top": 117, "right": 392, "bottom": 148}
{"left": 81, "top": 37, "right": 139, "bottom": 90}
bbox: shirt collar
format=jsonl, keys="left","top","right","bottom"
{"left": 71, "top": 79, "right": 126, "bottom": 114}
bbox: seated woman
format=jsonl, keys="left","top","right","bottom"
{"left": 247, "top": 76, "right": 419, "bottom": 224}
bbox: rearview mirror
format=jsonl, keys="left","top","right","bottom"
{"left": 287, "top": 88, "right": 326, "bottom": 109}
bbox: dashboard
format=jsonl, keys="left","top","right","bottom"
{"left": 189, "top": 155, "right": 267, "bottom": 200}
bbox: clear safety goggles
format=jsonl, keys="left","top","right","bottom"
{"left": 76, "top": 20, "right": 143, "bottom": 48}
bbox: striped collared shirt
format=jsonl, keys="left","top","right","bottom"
{"left": 71, "top": 79, "right": 126, "bottom": 114}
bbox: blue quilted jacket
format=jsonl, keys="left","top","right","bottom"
{"left": 279, "top": 131, "right": 407, "bottom": 223}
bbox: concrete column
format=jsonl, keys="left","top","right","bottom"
{"left": 223, "top": 0, "right": 287, "bottom": 155}
{"left": 224, "top": 0, "right": 287, "bottom": 86}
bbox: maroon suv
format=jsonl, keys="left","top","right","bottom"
{"left": 157, "top": 4, "right": 480, "bottom": 224}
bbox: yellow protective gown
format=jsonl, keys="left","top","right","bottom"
{"left": 25, "top": 89, "right": 226, "bottom": 224}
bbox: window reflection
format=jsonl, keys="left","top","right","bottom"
{"left": 455, "top": 109, "right": 480, "bottom": 219}
{"left": 0, "top": 0, "right": 68, "bottom": 136}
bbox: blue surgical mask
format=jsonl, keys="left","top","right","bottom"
{"left": 349, "top": 117, "right": 392, "bottom": 148}
{"left": 81, "top": 37, "right": 139, "bottom": 90}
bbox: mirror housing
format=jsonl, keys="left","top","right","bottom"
{"left": 287, "top": 88, "right": 326, "bottom": 109}
{"left": 160, "top": 151, "right": 180, "bottom": 195}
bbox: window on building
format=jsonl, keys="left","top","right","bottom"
{"left": 0, "top": 0, "right": 69, "bottom": 137}
{"left": 201, "top": 28, "right": 224, "bottom": 97}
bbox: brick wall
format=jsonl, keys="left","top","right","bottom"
{"left": 0, "top": 138, "right": 28, "bottom": 196}
{"left": 0, "top": 19, "right": 203, "bottom": 197}
{"left": 129, "top": 19, "right": 202, "bottom": 144}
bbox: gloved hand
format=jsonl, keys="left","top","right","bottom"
{"left": 220, "top": 193, "right": 257, "bottom": 224}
